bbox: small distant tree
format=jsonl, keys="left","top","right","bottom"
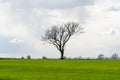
{"left": 21, "top": 56, "right": 24, "bottom": 59}
{"left": 27, "top": 55, "right": 31, "bottom": 59}
{"left": 111, "top": 53, "right": 119, "bottom": 59}
{"left": 42, "top": 56, "right": 47, "bottom": 59}
{"left": 98, "top": 54, "right": 104, "bottom": 59}
{"left": 105, "top": 57, "right": 109, "bottom": 59}
{"left": 68, "top": 57, "right": 72, "bottom": 59}
{"left": 78, "top": 56, "right": 82, "bottom": 59}
{"left": 42, "top": 22, "right": 84, "bottom": 59}
{"left": 86, "top": 57, "right": 90, "bottom": 60}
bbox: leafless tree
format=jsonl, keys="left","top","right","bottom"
{"left": 98, "top": 54, "right": 104, "bottom": 59}
{"left": 42, "top": 22, "right": 84, "bottom": 59}
{"left": 111, "top": 53, "right": 119, "bottom": 59}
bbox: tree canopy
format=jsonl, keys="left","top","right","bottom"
{"left": 42, "top": 22, "right": 84, "bottom": 59}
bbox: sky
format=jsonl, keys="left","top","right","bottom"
{"left": 0, "top": 0, "right": 120, "bottom": 58}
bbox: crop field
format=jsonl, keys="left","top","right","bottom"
{"left": 0, "top": 59, "right": 120, "bottom": 80}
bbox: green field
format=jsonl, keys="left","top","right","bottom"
{"left": 0, "top": 59, "right": 120, "bottom": 80}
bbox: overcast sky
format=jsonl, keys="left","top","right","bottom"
{"left": 0, "top": 0, "right": 120, "bottom": 58}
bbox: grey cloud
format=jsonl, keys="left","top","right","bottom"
{"left": 0, "top": 0, "right": 94, "bottom": 38}
{"left": 0, "top": 0, "right": 94, "bottom": 24}
{"left": 109, "top": 7, "right": 120, "bottom": 12}
{"left": 1, "top": 0, "right": 94, "bottom": 9}
{"left": 99, "top": 28, "right": 120, "bottom": 36}
{"left": 0, "top": 0, "right": 94, "bottom": 50}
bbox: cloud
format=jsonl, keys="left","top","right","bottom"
{"left": 109, "top": 7, "right": 120, "bottom": 12}
{"left": 1, "top": 0, "right": 94, "bottom": 9}
{"left": 3, "top": 0, "right": 94, "bottom": 26}
{"left": 9, "top": 38, "right": 24, "bottom": 44}
{"left": 0, "top": 0, "right": 92, "bottom": 38}
{"left": 0, "top": 36, "right": 29, "bottom": 54}
{"left": 99, "top": 28, "right": 120, "bottom": 36}
{"left": 94, "top": 0, "right": 120, "bottom": 12}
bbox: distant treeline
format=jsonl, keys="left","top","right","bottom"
{"left": 0, "top": 58, "right": 18, "bottom": 60}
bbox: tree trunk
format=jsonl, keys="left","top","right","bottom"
{"left": 60, "top": 49, "right": 64, "bottom": 59}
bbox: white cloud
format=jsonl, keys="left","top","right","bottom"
{"left": 9, "top": 38, "right": 23, "bottom": 44}
{"left": 0, "top": 0, "right": 94, "bottom": 9}
{"left": 99, "top": 28, "right": 120, "bottom": 36}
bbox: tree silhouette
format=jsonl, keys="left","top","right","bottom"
{"left": 42, "top": 22, "right": 84, "bottom": 59}
{"left": 98, "top": 54, "right": 104, "bottom": 59}
{"left": 111, "top": 53, "right": 119, "bottom": 59}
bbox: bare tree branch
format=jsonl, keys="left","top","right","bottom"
{"left": 42, "top": 22, "right": 84, "bottom": 59}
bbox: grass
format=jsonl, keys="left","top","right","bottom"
{"left": 0, "top": 59, "right": 120, "bottom": 80}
